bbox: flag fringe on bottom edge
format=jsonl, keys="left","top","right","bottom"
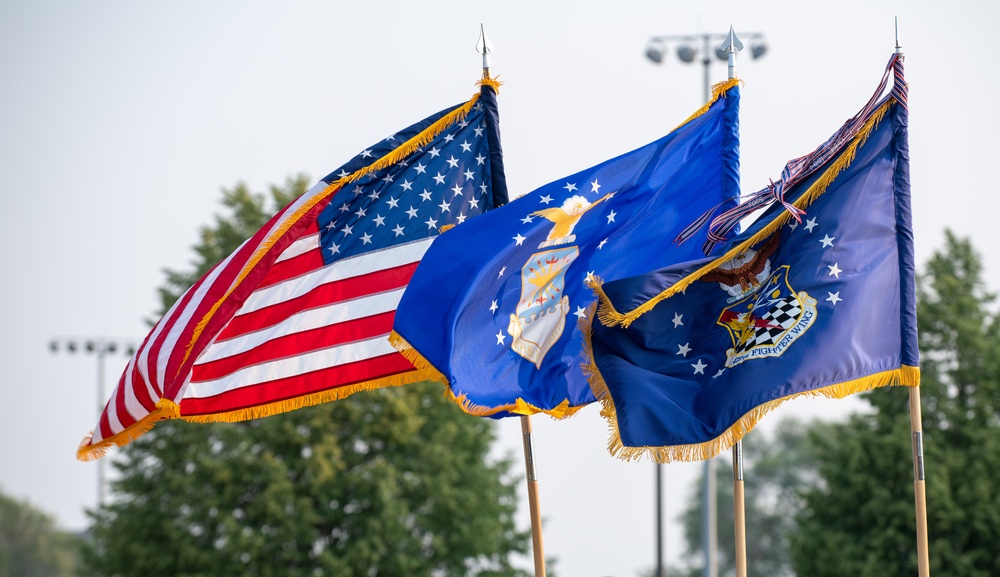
{"left": 579, "top": 308, "right": 920, "bottom": 463}
{"left": 594, "top": 98, "right": 895, "bottom": 329}
{"left": 389, "top": 330, "right": 582, "bottom": 419}
{"left": 76, "top": 372, "right": 432, "bottom": 461}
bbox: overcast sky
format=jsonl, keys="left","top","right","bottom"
{"left": 2, "top": 1, "right": 997, "bottom": 576}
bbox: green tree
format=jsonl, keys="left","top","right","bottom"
{"left": 668, "top": 418, "right": 833, "bottom": 577}
{"left": 83, "top": 177, "right": 530, "bottom": 577}
{"left": 791, "top": 231, "right": 1000, "bottom": 576}
{"left": 0, "top": 488, "right": 82, "bottom": 577}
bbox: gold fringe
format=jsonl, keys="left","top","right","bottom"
{"left": 599, "top": 99, "right": 895, "bottom": 329}
{"left": 389, "top": 330, "right": 584, "bottom": 419}
{"left": 581, "top": 286, "right": 921, "bottom": 463}
{"left": 478, "top": 75, "right": 503, "bottom": 93}
{"left": 75, "top": 399, "right": 182, "bottom": 462}
{"left": 178, "top": 88, "right": 488, "bottom": 372}
{"left": 601, "top": 365, "right": 920, "bottom": 464}
{"left": 672, "top": 78, "right": 742, "bottom": 132}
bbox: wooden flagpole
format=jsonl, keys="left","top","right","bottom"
{"left": 732, "top": 441, "right": 748, "bottom": 577}
{"left": 908, "top": 387, "right": 930, "bottom": 577}
{"left": 894, "top": 19, "right": 930, "bottom": 577}
{"left": 520, "top": 415, "right": 546, "bottom": 577}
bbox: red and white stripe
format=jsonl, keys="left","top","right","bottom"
{"left": 86, "top": 180, "right": 427, "bottom": 448}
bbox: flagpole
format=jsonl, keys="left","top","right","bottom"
{"left": 732, "top": 442, "right": 747, "bottom": 577}
{"left": 722, "top": 26, "right": 749, "bottom": 577}
{"left": 894, "top": 19, "right": 930, "bottom": 577}
{"left": 520, "top": 415, "right": 547, "bottom": 577}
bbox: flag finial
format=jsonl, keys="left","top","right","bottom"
{"left": 722, "top": 25, "right": 744, "bottom": 80}
{"left": 477, "top": 24, "right": 493, "bottom": 79}
{"left": 895, "top": 17, "right": 902, "bottom": 53}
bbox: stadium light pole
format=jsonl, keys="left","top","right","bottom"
{"left": 643, "top": 29, "right": 767, "bottom": 577}
{"left": 50, "top": 336, "right": 137, "bottom": 506}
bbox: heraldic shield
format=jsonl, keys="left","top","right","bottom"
{"left": 508, "top": 247, "right": 579, "bottom": 368}
{"left": 717, "top": 264, "right": 817, "bottom": 368}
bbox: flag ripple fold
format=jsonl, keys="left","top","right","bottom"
{"left": 77, "top": 82, "right": 508, "bottom": 461}
{"left": 392, "top": 80, "right": 741, "bottom": 418}
{"left": 586, "top": 55, "right": 918, "bottom": 462}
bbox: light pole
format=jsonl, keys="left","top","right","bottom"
{"left": 643, "top": 29, "right": 767, "bottom": 577}
{"left": 50, "top": 336, "right": 137, "bottom": 506}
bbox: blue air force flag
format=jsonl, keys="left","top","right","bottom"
{"left": 587, "top": 57, "right": 917, "bottom": 461}
{"left": 392, "top": 80, "right": 741, "bottom": 418}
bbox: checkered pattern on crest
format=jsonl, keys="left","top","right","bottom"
{"left": 734, "top": 296, "right": 803, "bottom": 353}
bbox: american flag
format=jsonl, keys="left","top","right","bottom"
{"left": 78, "top": 82, "right": 507, "bottom": 460}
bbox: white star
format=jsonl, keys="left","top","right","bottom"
{"left": 464, "top": 169, "right": 475, "bottom": 181}
{"left": 456, "top": 213, "right": 467, "bottom": 224}
{"left": 405, "top": 206, "right": 419, "bottom": 219}
{"left": 827, "top": 291, "right": 842, "bottom": 305}
{"left": 324, "top": 220, "right": 337, "bottom": 230}
{"left": 597, "top": 238, "right": 608, "bottom": 250}
{"left": 327, "top": 243, "right": 340, "bottom": 255}
{"left": 820, "top": 234, "right": 835, "bottom": 248}
{"left": 367, "top": 190, "right": 379, "bottom": 201}
{"left": 438, "top": 200, "right": 451, "bottom": 213}
{"left": 354, "top": 207, "right": 366, "bottom": 218}
{"left": 498, "top": 265, "right": 507, "bottom": 278}
{"left": 564, "top": 182, "right": 578, "bottom": 193}
{"left": 585, "top": 271, "right": 597, "bottom": 284}
{"left": 373, "top": 215, "right": 386, "bottom": 227}
{"left": 804, "top": 217, "right": 819, "bottom": 232}
{"left": 360, "top": 149, "right": 373, "bottom": 158}
{"left": 337, "top": 169, "right": 350, "bottom": 179}
{"left": 521, "top": 215, "right": 535, "bottom": 224}
{"left": 340, "top": 224, "right": 353, "bottom": 236}
{"left": 400, "top": 179, "right": 413, "bottom": 191}
{"left": 539, "top": 194, "right": 554, "bottom": 205}
{"left": 360, "top": 232, "right": 373, "bottom": 245}
{"left": 433, "top": 172, "right": 446, "bottom": 185}
{"left": 392, "top": 224, "right": 405, "bottom": 237}
{"left": 496, "top": 331, "right": 507, "bottom": 346}
{"left": 387, "top": 197, "right": 399, "bottom": 209}
{"left": 446, "top": 156, "right": 459, "bottom": 168}
{"left": 469, "top": 197, "right": 480, "bottom": 209}
{"left": 419, "top": 190, "right": 433, "bottom": 202}
{"left": 458, "top": 119, "right": 468, "bottom": 128}
{"left": 425, "top": 217, "right": 438, "bottom": 230}
{"left": 672, "top": 312, "right": 683, "bottom": 328}
{"left": 428, "top": 146, "right": 441, "bottom": 158}
{"left": 474, "top": 126, "right": 484, "bottom": 137}
{"left": 338, "top": 202, "right": 350, "bottom": 213}
{"left": 827, "top": 263, "right": 842, "bottom": 278}
{"left": 692, "top": 359, "right": 708, "bottom": 374}
{"left": 788, "top": 220, "right": 799, "bottom": 231}
{"left": 444, "top": 134, "right": 455, "bottom": 142}
{"left": 591, "top": 180, "right": 601, "bottom": 193}
{"left": 413, "top": 162, "right": 427, "bottom": 174}
{"left": 490, "top": 300, "right": 499, "bottom": 314}
{"left": 381, "top": 173, "right": 393, "bottom": 184}
{"left": 606, "top": 210, "right": 617, "bottom": 224}
{"left": 677, "top": 342, "right": 692, "bottom": 357}
{"left": 352, "top": 185, "right": 364, "bottom": 196}
{"left": 452, "top": 184, "right": 464, "bottom": 197}
{"left": 475, "top": 153, "right": 486, "bottom": 166}
{"left": 460, "top": 140, "right": 472, "bottom": 152}
{"left": 574, "top": 306, "right": 588, "bottom": 320}
{"left": 513, "top": 233, "right": 526, "bottom": 246}
{"left": 479, "top": 182, "right": 488, "bottom": 194}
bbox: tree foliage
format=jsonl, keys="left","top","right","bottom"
{"left": 0, "top": 488, "right": 82, "bottom": 577}
{"left": 84, "top": 178, "right": 530, "bottom": 577}
{"left": 669, "top": 418, "right": 833, "bottom": 577}
{"left": 790, "top": 231, "right": 1000, "bottom": 576}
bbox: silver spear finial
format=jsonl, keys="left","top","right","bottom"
{"left": 477, "top": 24, "right": 494, "bottom": 79}
{"left": 721, "top": 24, "right": 744, "bottom": 80}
